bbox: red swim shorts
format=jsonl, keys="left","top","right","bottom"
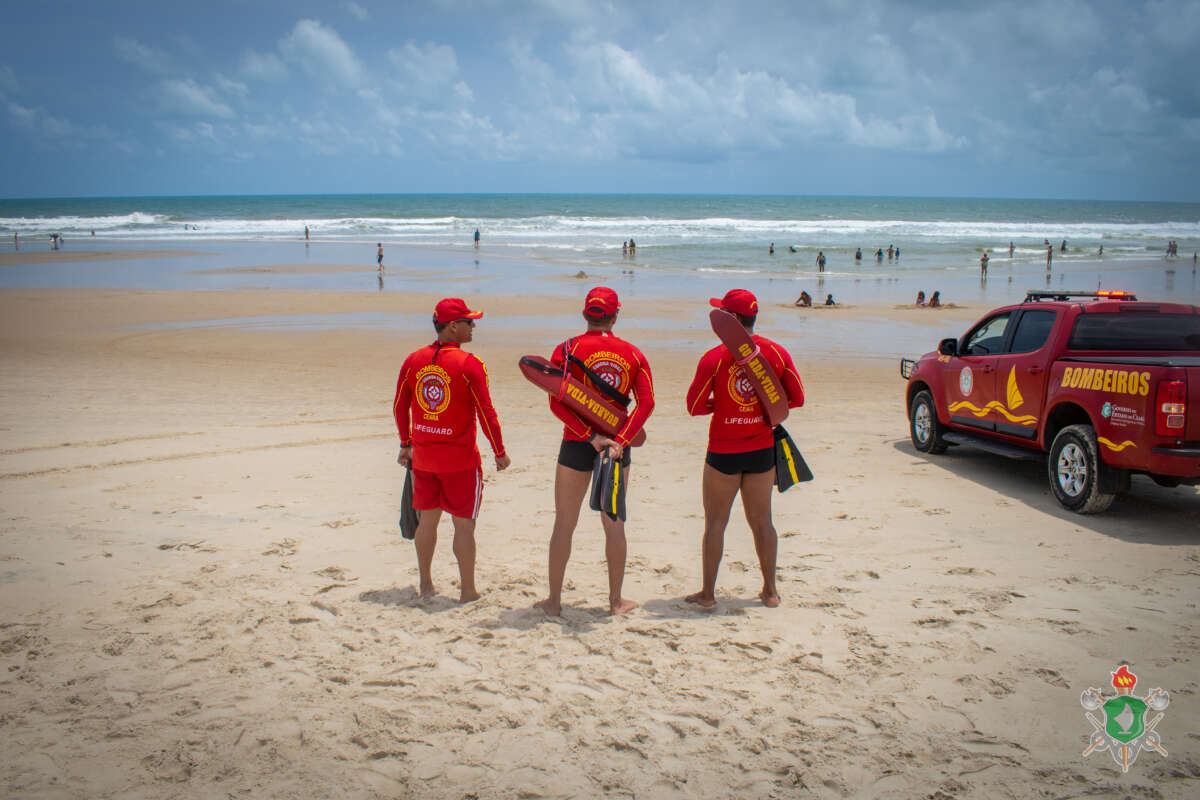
{"left": 411, "top": 467, "right": 483, "bottom": 519}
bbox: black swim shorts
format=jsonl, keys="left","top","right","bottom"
{"left": 705, "top": 446, "right": 775, "bottom": 475}
{"left": 558, "top": 439, "right": 632, "bottom": 472}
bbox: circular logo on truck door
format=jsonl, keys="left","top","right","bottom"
{"left": 959, "top": 366, "right": 974, "bottom": 396}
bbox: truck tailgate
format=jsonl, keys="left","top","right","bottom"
{"left": 1190, "top": 367, "right": 1200, "bottom": 441}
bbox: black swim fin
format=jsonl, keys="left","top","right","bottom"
{"left": 399, "top": 467, "right": 421, "bottom": 539}
{"left": 774, "top": 424, "right": 813, "bottom": 493}
{"left": 588, "top": 451, "right": 627, "bottom": 521}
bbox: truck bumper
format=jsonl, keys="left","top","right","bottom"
{"left": 1147, "top": 445, "right": 1200, "bottom": 477}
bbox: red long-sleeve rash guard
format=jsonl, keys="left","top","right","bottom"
{"left": 686, "top": 335, "right": 805, "bottom": 453}
{"left": 549, "top": 331, "right": 655, "bottom": 447}
{"left": 393, "top": 341, "right": 506, "bottom": 472}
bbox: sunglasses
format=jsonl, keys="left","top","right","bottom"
{"left": 453, "top": 318, "right": 476, "bottom": 327}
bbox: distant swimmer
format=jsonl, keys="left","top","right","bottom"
{"left": 887, "top": 244, "right": 894, "bottom": 261}
{"left": 980, "top": 252, "right": 989, "bottom": 276}
{"left": 305, "top": 225, "right": 309, "bottom": 240}
{"left": 629, "top": 238, "right": 636, "bottom": 255}
{"left": 816, "top": 251, "right": 826, "bottom": 272}
{"left": 377, "top": 242, "right": 384, "bottom": 271}
{"left": 895, "top": 247, "right": 900, "bottom": 259}
{"left": 916, "top": 290, "right": 926, "bottom": 307}
{"left": 795, "top": 290, "right": 812, "bottom": 307}
{"left": 1098, "top": 244, "right": 1103, "bottom": 256}
{"left": 825, "top": 293, "right": 836, "bottom": 306}
{"left": 1061, "top": 239, "right": 1067, "bottom": 253}
{"left": 1046, "top": 245, "right": 1053, "bottom": 269}
{"left": 855, "top": 247, "right": 862, "bottom": 261}
{"left": 474, "top": 228, "right": 480, "bottom": 248}
{"left": 875, "top": 248, "right": 883, "bottom": 261}
{"left": 789, "top": 245, "right": 798, "bottom": 253}
{"left": 1009, "top": 241, "right": 1014, "bottom": 258}
{"left": 929, "top": 291, "right": 941, "bottom": 308}
{"left": 769, "top": 242, "right": 774, "bottom": 255}
{"left": 622, "top": 240, "right": 628, "bottom": 256}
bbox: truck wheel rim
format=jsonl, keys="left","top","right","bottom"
{"left": 1056, "top": 442, "right": 1088, "bottom": 497}
{"left": 914, "top": 403, "right": 931, "bottom": 444}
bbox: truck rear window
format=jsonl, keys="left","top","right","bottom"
{"left": 1068, "top": 313, "right": 1200, "bottom": 351}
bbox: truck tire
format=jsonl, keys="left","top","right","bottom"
{"left": 1048, "top": 424, "right": 1116, "bottom": 514}
{"left": 910, "top": 390, "right": 947, "bottom": 454}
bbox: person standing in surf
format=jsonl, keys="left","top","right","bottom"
{"left": 685, "top": 289, "right": 805, "bottom": 609}
{"left": 535, "top": 287, "right": 655, "bottom": 617}
{"left": 393, "top": 298, "right": 510, "bottom": 602}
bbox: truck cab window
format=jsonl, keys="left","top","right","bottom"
{"left": 963, "top": 313, "right": 1012, "bottom": 355}
{"left": 1009, "top": 310, "right": 1057, "bottom": 354}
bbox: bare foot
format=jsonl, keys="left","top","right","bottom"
{"left": 758, "top": 591, "right": 781, "bottom": 608}
{"left": 458, "top": 590, "right": 480, "bottom": 603}
{"left": 534, "top": 598, "right": 562, "bottom": 617}
{"left": 609, "top": 598, "right": 639, "bottom": 616}
{"left": 419, "top": 584, "right": 438, "bottom": 599}
{"left": 684, "top": 591, "right": 716, "bottom": 608}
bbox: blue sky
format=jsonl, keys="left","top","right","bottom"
{"left": 2, "top": 0, "right": 1198, "bottom": 200}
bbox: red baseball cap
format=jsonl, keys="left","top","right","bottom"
{"left": 584, "top": 286, "right": 620, "bottom": 318}
{"left": 710, "top": 289, "right": 758, "bottom": 316}
{"left": 434, "top": 297, "right": 484, "bottom": 324}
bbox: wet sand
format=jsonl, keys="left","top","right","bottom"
{"left": 0, "top": 286, "right": 1197, "bottom": 798}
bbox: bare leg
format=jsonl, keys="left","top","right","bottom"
{"left": 535, "top": 463, "right": 591, "bottom": 616}
{"left": 450, "top": 515, "right": 479, "bottom": 603}
{"left": 740, "top": 469, "right": 780, "bottom": 607}
{"left": 601, "top": 467, "right": 637, "bottom": 615}
{"left": 686, "top": 464, "right": 741, "bottom": 607}
{"left": 412, "top": 507, "right": 443, "bottom": 597}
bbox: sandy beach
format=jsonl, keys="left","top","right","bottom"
{"left": 1, "top": 269, "right": 1198, "bottom": 797}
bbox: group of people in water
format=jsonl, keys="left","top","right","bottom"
{"left": 393, "top": 288, "right": 803, "bottom": 614}
{"left": 768, "top": 243, "right": 899, "bottom": 266}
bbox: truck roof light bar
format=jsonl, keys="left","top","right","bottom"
{"left": 1023, "top": 290, "right": 1138, "bottom": 303}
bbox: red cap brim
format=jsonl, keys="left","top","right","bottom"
{"left": 709, "top": 298, "right": 724, "bottom": 308}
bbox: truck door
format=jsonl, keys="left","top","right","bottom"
{"left": 990, "top": 309, "right": 1058, "bottom": 440}
{"left": 945, "top": 311, "right": 1013, "bottom": 432}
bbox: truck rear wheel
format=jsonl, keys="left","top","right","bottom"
{"left": 1048, "top": 424, "right": 1116, "bottom": 513}
{"left": 910, "top": 390, "right": 947, "bottom": 454}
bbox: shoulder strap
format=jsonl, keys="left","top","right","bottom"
{"left": 563, "top": 338, "right": 631, "bottom": 408}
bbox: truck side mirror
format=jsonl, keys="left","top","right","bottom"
{"left": 938, "top": 338, "right": 958, "bottom": 356}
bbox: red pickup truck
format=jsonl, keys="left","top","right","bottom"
{"left": 901, "top": 290, "right": 1200, "bottom": 513}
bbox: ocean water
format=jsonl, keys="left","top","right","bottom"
{"left": 2, "top": 194, "right": 1198, "bottom": 304}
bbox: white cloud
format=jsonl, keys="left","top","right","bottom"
{"left": 242, "top": 49, "right": 289, "bottom": 82}
{"left": 113, "top": 35, "right": 171, "bottom": 74}
{"left": 215, "top": 74, "right": 249, "bottom": 97}
{"left": 158, "top": 79, "right": 234, "bottom": 118}
{"left": 280, "top": 19, "right": 364, "bottom": 87}
{"left": 388, "top": 40, "right": 473, "bottom": 104}
{"left": 343, "top": 1, "right": 369, "bottom": 20}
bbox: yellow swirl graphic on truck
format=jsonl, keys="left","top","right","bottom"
{"left": 949, "top": 400, "right": 1038, "bottom": 426}
{"left": 1097, "top": 437, "right": 1137, "bottom": 452}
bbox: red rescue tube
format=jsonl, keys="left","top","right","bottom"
{"left": 518, "top": 355, "right": 647, "bottom": 447}
{"left": 709, "top": 309, "right": 789, "bottom": 427}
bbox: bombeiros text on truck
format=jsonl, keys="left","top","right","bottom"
{"left": 900, "top": 290, "right": 1200, "bottom": 513}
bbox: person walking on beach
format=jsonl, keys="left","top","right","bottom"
{"left": 377, "top": 243, "right": 384, "bottom": 271}
{"left": 629, "top": 238, "right": 636, "bottom": 255}
{"left": 769, "top": 242, "right": 774, "bottom": 255}
{"left": 1046, "top": 244, "right": 1053, "bottom": 269}
{"left": 1009, "top": 241, "right": 1014, "bottom": 258}
{"left": 305, "top": 225, "right": 309, "bottom": 240}
{"left": 535, "top": 287, "right": 654, "bottom": 617}
{"left": 685, "top": 289, "right": 805, "bottom": 609}
{"left": 980, "top": 252, "right": 989, "bottom": 277}
{"left": 474, "top": 228, "right": 480, "bottom": 248}
{"left": 1061, "top": 239, "right": 1067, "bottom": 253}
{"left": 393, "top": 298, "right": 510, "bottom": 602}
{"left": 887, "top": 244, "right": 894, "bottom": 261}
{"left": 855, "top": 248, "right": 862, "bottom": 261}
{"left": 816, "top": 251, "right": 826, "bottom": 272}
{"left": 875, "top": 248, "right": 883, "bottom": 262}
